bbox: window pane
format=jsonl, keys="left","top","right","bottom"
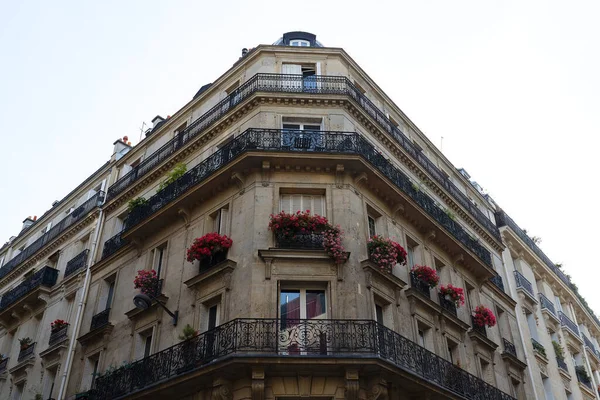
{"left": 144, "top": 335, "right": 152, "bottom": 357}
{"left": 306, "top": 290, "right": 326, "bottom": 319}
{"left": 280, "top": 290, "right": 300, "bottom": 321}
{"left": 375, "top": 304, "right": 384, "bottom": 325}
{"left": 303, "top": 125, "right": 321, "bottom": 131}
{"left": 283, "top": 124, "right": 301, "bottom": 130}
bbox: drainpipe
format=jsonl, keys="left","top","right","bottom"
{"left": 57, "top": 175, "right": 111, "bottom": 400}
{"left": 503, "top": 252, "right": 540, "bottom": 400}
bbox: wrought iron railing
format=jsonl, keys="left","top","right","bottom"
{"left": 489, "top": 274, "right": 505, "bottom": 292}
{"left": 0, "top": 192, "right": 104, "bottom": 281}
{"left": 199, "top": 251, "right": 228, "bottom": 273}
{"left": 0, "top": 357, "right": 8, "bottom": 373}
{"left": 91, "top": 318, "right": 515, "bottom": 400}
{"left": 123, "top": 129, "right": 492, "bottom": 267}
{"left": 438, "top": 292, "right": 457, "bottom": 317}
{"left": 538, "top": 293, "right": 557, "bottom": 317}
{"left": 410, "top": 273, "right": 431, "bottom": 298}
{"left": 17, "top": 342, "right": 36, "bottom": 362}
{"left": 49, "top": 325, "right": 69, "bottom": 346}
{"left": 275, "top": 232, "right": 324, "bottom": 250}
{"left": 513, "top": 270, "right": 534, "bottom": 297}
{"left": 101, "top": 231, "right": 129, "bottom": 260}
{"left": 502, "top": 338, "right": 517, "bottom": 358}
{"left": 90, "top": 308, "right": 111, "bottom": 331}
{"left": 531, "top": 338, "right": 546, "bottom": 358}
{"left": 65, "top": 249, "right": 90, "bottom": 278}
{"left": 471, "top": 316, "right": 487, "bottom": 338}
{"left": 556, "top": 357, "right": 568, "bottom": 373}
{"left": 576, "top": 366, "right": 593, "bottom": 390}
{"left": 0, "top": 266, "right": 59, "bottom": 311}
{"left": 582, "top": 333, "right": 598, "bottom": 353}
{"left": 106, "top": 73, "right": 500, "bottom": 242}
{"left": 559, "top": 311, "right": 580, "bottom": 336}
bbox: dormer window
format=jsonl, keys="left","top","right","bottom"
{"left": 290, "top": 39, "right": 310, "bottom": 47}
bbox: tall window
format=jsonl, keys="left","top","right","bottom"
{"left": 280, "top": 289, "right": 326, "bottom": 322}
{"left": 280, "top": 194, "right": 325, "bottom": 216}
{"left": 212, "top": 207, "right": 229, "bottom": 236}
{"left": 152, "top": 243, "right": 167, "bottom": 278}
{"left": 43, "top": 366, "right": 57, "bottom": 399}
{"left": 136, "top": 328, "right": 154, "bottom": 360}
{"left": 367, "top": 216, "right": 376, "bottom": 238}
{"left": 406, "top": 237, "right": 419, "bottom": 267}
{"left": 105, "top": 280, "right": 115, "bottom": 311}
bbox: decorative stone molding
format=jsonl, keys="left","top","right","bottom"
{"left": 261, "top": 161, "right": 271, "bottom": 186}
{"left": 345, "top": 369, "right": 359, "bottom": 400}
{"left": 367, "top": 378, "right": 388, "bottom": 400}
{"left": 212, "top": 379, "right": 232, "bottom": 400}
{"left": 177, "top": 207, "right": 191, "bottom": 227}
{"left": 231, "top": 171, "right": 246, "bottom": 194}
{"left": 251, "top": 367, "right": 264, "bottom": 400}
{"left": 335, "top": 164, "right": 344, "bottom": 189}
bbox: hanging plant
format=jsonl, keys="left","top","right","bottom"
{"left": 158, "top": 163, "right": 187, "bottom": 192}
{"left": 473, "top": 305, "right": 497, "bottom": 328}
{"left": 411, "top": 265, "right": 440, "bottom": 288}
{"left": 439, "top": 284, "right": 465, "bottom": 307}
{"left": 50, "top": 319, "right": 69, "bottom": 333}
{"left": 134, "top": 269, "right": 159, "bottom": 297}
{"left": 367, "top": 235, "right": 407, "bottom": 273}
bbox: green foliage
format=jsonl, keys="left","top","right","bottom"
{"left": 532, "top": 340, "right": 546, "bottom": 357}
{"left": 19, "top": 337, "right": 32, "bottom": 349}
{"left": 179, "top": 324, "right": 198, "bottom": 341}
{"left": 552, "top": 340, "right": 564, "bottom": 360}
{"left": 445, "top": 209, "right": 456, "bottom": 221}
{"left": 35, "top": 394, "right": 43, "bottom": 400}
{"left": 575, "top": 365, "right": 591, "bottom": 382}
{"left": 158, "top": 163, "right": 187, "bottom": 192}
{"left": 127, "top": 197, "right": 148, "bottom": 212}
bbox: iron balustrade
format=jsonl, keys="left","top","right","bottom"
{"left": 123, "top": 129, "right": 492, "bottom": 267}
{"left": 65, "top": 249, "right": 90, "bottom": 278}
{"left": 275, "top": 232, "right": 324, "bottom": 250}
{"left": 576, "top": 367, "right": 593, "bottom": 389}
{"left": 538, "top": 293, "right": 557, "bottom": 317}
{"left": 91, "top": 318, "right": 515, "bottom": 400}
{"left": 410, "top": 273, "right": 431, "bottom": 298}
{"left": 513, "top": 270, "right": 534, "bottom": 297}
{"left": 0, "top": 266, "right": 59, "bottom": 311}
{"left": 199, "top": 251, "right": 228, "bottom": 273}
{"left": 502, "top": 338, "right": 517, "bottom": 358}
{"left": 438, "top": 292, "right": 457, "bottom": 317}
{"left": 49, "top": 325, "right": 69, "bottom": 346}
{"left": 531, "top": 338, "right": 546, "bottom": 358}
{"left": 101, "top": 231, "right": 129, "bottom": 260}
{"left": 106, "top": 73, "right": 501, "bottom": 242}
{"left": 0, "top": 192, "right": 104, "bottom": 281}
{"left": 556, "top": 357, "right": 568, "bottom": 373}
{"left": 582, "top": 333, "right": 597, "bottom": 353}
{"left": 90, "top": 309, "right": 111, "bottom": 331}
{"left": 17, "top": 342, "right": 36, "bottom": 363}
{"left": 490, "top": 274, "right": 505, "bottom": 292}
{"left": 559, "top": 311, "right": 580, "bottom": 336}
{"left": 471, "top": 316, "right": 487, "bottom": 338}
{"left": 0, "top": 357, "right": 8, "bottom": 373}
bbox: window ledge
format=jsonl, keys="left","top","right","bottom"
{"left": 501, "top": 352, "right": 527, "bottom": 371}
{"left": 184, "top": 260, "right": 236, "bottom": 289}
{"left": 258, "top": 249, "right": 348, "bottom": 281}
{"left": 77, "top": 323, "right": 114, "bottom": 347}
{"left": 468, "top": 330, "right": 499, "bottom": 354}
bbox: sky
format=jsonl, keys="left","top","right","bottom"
{"left": 0, "top": 1, "right": 599, "bottom": 310}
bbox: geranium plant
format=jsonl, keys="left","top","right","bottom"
{"left": 19, "top": 337, "right": 32, "bottom": 350}
{"left": 439, "top": 284, "right": 465, "bottom": 307}
{"left": 411, "top": 265, "right": 440, "bottom": 288}
{"left": 268, "top": 211, "right": 348, "bottom": 264}
{"left": 186, "top": 233, "right": 233, "bottom": 262}
{"left": 134, "top": 269, "right": 159, "bottom": 297}
{"left": 51, "top": 319, "right": 69, "bottom": 333}
{"left": 367, "top": 235, "right": 407, "bottom": 273}
{"left": 473, "top": 305, "right": 497, "bottom": 328}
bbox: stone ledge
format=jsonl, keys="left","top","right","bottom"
{"left": 258, "top": 249, "right": 347, "bottom": 281}
{"left": 184, "top": 260, "right": 237, "bottom": 288}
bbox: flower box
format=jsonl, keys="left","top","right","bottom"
{"left": 473, "top": 305, "right": 497, "bottom": 328}
{"left": 187, "top": 233, "right": 233, "bottom": 272}
{"left": 134, "top": 270, "right": 160, "bottom": 297}
{"left": 411, "top": 265, "right": 439, "bottom": 288}
{"left": 367, "top": 236, "right": 407, "bottom": 274}
{"left": 199, "top": 250, "right": 228, "bottom": 272}
{"left": 439, "top": 284, "right": 465, "bottom": 308}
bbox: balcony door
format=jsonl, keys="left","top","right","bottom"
{"left": 279, "top": 288, "right": 327, "bottom": 354}
{"left": 282, "top": 123, "right": 322, "bottom": 150}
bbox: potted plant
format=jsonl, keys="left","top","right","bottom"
{"left": 178, "top": 324, "right": 199, "bottom": 341}
{"left": 158, "top": 163, "right": 187, "bottom": 192}
{"left": 575, "top": 365, "right": 591, "bottom": 383}
{"left": 187, "top": 233, "right": 233, "bottom": 270}
{"left": 51, "top": 319, "right": 69, "bottom": 333}
{"left": 552, "top": 340, "right": 565, "bottom": 360}
{"left": 127, "top": 197, "right": 148, "bottom": 212}
{"left": 367, "top": 235, "right": 407, "bottom": 273}
{"left": 19, "top": 337, "right": 32, "bottom": 350}
{"left": 411, "top": 265, "right": 440, "bottom": 288}
{"left": 439, "top": 284, "right": 465, "bottom": 307}
{"left": 134, "top": 269, "right": 160, "bottom": 297}
{"left": 472, "top": 305, "right": 497, "bottom": 328}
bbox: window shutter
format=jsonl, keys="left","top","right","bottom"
{"left": 311, "top": 196, "right": 325, "bottom": 216}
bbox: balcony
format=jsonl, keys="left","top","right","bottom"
{"left": 438, "top": 292, "right": 457, "bottom": 317}
{"left": 582, "top": 333, "right": 600, "bottom": 364}
{"left": 100, "top": 231, "right": 129, "bottom": 260}
{"left": 64, "top": 249, "right": 89, "bottom": 278}
{"left": 556, "top": 357, "right": 569, "bottom": 374}
{"left": 501, "top": 338, "right": 526, "bottom": 370}
{"left": 469, "top": 316, "right": 498, "bottom": 353}
{"left": 17, "top": 342, "right": 36, "bottom": 363}
{"left": 531, "top": 338, "right": 547, "bottom": 361}
{"left": 0, "top": 357, "right": 8, "bottom": 374}
{"left": 78, "top": 308, "right": 113, "bottom": 347}
{"left": 91, "top": 308, "right": 110, "bottom": 330}
{"left": 490, "top": 274, "right": 505, "bottom": 292}
{"left": 122, "top": 129, "right": 493, "bottom": 274}
{"left": 275, "top": 232, "right": 324, "bottom": 250}
{"left": 559, "top": 311, "right": 583, "bottom": 345}
{"left": 90, "top": 318, "right": 515, "bottom": 400}
{"left": 0, "top": 192, "right": 103, "bottom": 282}
{"left": 575, "top": 366, "right": 593, "bottom": 392}
{"left": 49, "top": 325, "right": 68, "bottom": 347}
{"left": 40, "top": 324, "right": 70, "bottom": 363}
{"left": 409, "top": 273, "right": 431, "bottom": 298}
{"left": 0, "top": 266, "right": 59, "bottom": 326}
{"left": 513, "top": 270, "right": 536, "bottom": 306}
{"left": 106, "top": 74, "right": 500, "bottom": 244}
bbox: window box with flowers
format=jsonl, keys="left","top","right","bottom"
{"left": 439, "top": 284, "right": 465, "bottom": 317}
{"left": 133, "top": 270, "right": 161, "bottom": 298}
{"left": 471, "top": 305, "right": 496, "bottom": 337}
{"left": 410, "top": 265, "right": 439, "bottom": 298}
{"left": 49, "top": 319, "right": 69, "bottom": 346}
{"left": 366, "top": 236, "right": 407, "bottom": 274}
{"left": 186, "top": 233, "right": 233, "bottom": 272}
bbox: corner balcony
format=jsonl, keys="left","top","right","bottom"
{"left": 64, "top": 249, "right": 89, "bottom": 278}
{"left": 513, "top": 270, "right": 537, "bottom": 307}
{"left": 121, "top": 129, "right": 494, "bottom": 279}
{"left": 0, "top": 192, "right": 103, "bottom": 282}
{"left": 0, "top": 266, "right": 59, "bottom": 327}
{"left": 559, "top": 311, "right": 583, "bottom": 346}
{"left": 105, "top": 73, "right": 500, "bottom": 245}
{"left": 90, "top": 318, "right": 515, "bottom": 400}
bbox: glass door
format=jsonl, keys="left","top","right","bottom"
{"left": 280, "top": 289, "right": 326, "bottom": 354}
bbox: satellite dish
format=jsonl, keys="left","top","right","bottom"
{"left": 133, "top": 293, "right": 152, "bottom": 310}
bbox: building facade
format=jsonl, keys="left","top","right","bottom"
{"left": 0, "top": 31, "right": 596, "bottom": 400}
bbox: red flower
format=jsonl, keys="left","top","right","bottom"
{"left": 134, "top": 269, "right": 159, "bottom": 296}
{"left": 50, "top": 319, "right": 69, "bottom": 332}
{"left": 439, "top": 284, "right": 465, "bottom": 307}
{"left": 411, "top": 265, "right": 440, "bottom": 288}
{"left": 367, "top": 236, "right": 407, "bottom": 273}
{"left": 473, "top": 305, "right": 497, "bottom": 328}
{"left": 186, "top": 233, "right": 233, "bottom": 262}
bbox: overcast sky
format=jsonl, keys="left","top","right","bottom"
{"left": 1, "top": 1, "right": 598, "bottom": 311}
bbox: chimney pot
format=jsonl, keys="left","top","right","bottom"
{"left": 123, "top": 136, "right": 129, "bottom": 142}
{"left": 33, "top": 216, "right": 37, "bottom": 220}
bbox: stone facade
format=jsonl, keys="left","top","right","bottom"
{"left": 0, "top": 31, "right": 595, "bottom": 400}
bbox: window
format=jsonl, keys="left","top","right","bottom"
{"left": 151, "top": 243, "right": 167, "bottom": 278}
{"left": 367, "top": 215, "right": 376, "bottom": 238}
{"left": 281, "top": 64, "right": 319, "bottom": 90}
{"left": 542, "top": 377, "right": 554, "bottom": 400}
{"left": 200, "top": 299, "right": 221, "bottom": 333}
{"left": 447, "top": 338, "right": 459, "bottom": 364}
{"left": 374, "top": 297, "right": 391, "bottom": 328}
{"left": 479, "top": 358, "right": 493, "bottom": 383}
{"left": 418, "top": 329, "right": 425, "bottom": 347}
{"left": 211, "top": 206, "right": 229, "bottom": 236}
{"left": 280, "top": 193, "right": 325, "bottom": 216}
{"left": 281, "top": 117, "right": 323, "bottom": 149}
{"left": 40, "top": 222, "right": 52, "bottom": 235}
{"left": 100, "top": 278, "right": 116, "bottom": 312}
{"left": 290, "top": 39, "right": 310, "bottom": 47}
{"left": 510, "top": 377, "right": 522, "bottom": 399}
{"left": 0, "top": 256, "right": 4, "bottom": 268}
{"left": 280, "top": 288, "right": 326, "bottom": 321}
{"left": 525, "top": 310, "right": 538, "bottom": 340}
{"left": 207, "top": 305, "right": 218, "bottom": 331}
{"left": 136, "top": 328, "right": 154, "bottom": 360}
{"left": 465, "top": 281, "right": 476, "bottom": 312}
{"left": 12, "top": 382, "right": 24, "bottom": 400}
{"left": 416, "top": 321, "right": 432, "bottom": 350}
{"left": 375, "top": 304, "right": 384, "bottom": 325}
{"left": 43, "top": 366, "right": 57, "bottom": 399}
{"left": 406, "top": 237, "right": 419, "bottom": 267}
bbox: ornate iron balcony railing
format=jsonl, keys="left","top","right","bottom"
{"left": 559, "top": 311, "right": 580, "bottom": 336}
{"left": 410, "top": 273, "right": 431, "bottom": 298}
{"left": 91, "top": 318, "right": 515, "bottom": 400}
{"left": 438, "top": 292, "right": 457, "bottom": 317}
{"left": 538, "top": 293, "right": 557, "bottom": 316}
{"left": 0, "top": 266, "right": 59, "bottom": 311}
{"left": 576, "top": 367, "right": 592, "bottom": 389}
{"left": 49, "top": 325, "right": 69, "bottom": 346}
{"left": 17, "top": 342, "right": 36, "bottom": 363}
{"left": 502, "top": 338, "right": 517, "bottom": 358}
{"left": 65, "top": 249, "right": 90, "bottom": 278}
{"left": 556, "top": 356, "right": 568, "bottom": 373}
{"left": 275, "top": 232, "right": 324, "bottom": 250}
{"left": 513, "top": 270, "right": 534, "bottom": 297}
{"left": 0, "top": 357, "right": 8, "bottom": 373}
{"left": 490, "top": 274, "right": 505, "bottom": 292}
{"left": 471, "top": 316, "right": 487, "bottom": 338}
{"left": 531, "top": 338, "right": 546, "bottom": 358}
{"left": 101, "top": 231, "right": 129, "bottom": 260}
{"left": 90, "top": 308, "right": 111, "bottom": 331}
{"left": 0, "top": 192, "right": 104, "bottom": 281}
{"left": 123, "top": 129, "right": 492, "bottom": 267}
{"left": 582, "top": 333, "right": 597, "bottom": 353}
{"left": 106, "top": 73, "right": 500, "bottom": 242}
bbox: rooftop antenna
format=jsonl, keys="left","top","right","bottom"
{"left": 440, "top": 136, "right": 444, "bottom": 152}
{"left": 138, "top": 121, "right": 148, "bottom": 143}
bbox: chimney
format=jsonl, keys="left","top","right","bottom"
{"left": 113, "top": 136, "right": 132, "bottom": 161}
{"left": 151, "top": 115, "right": 165, "bottom": 128}
{"left": 22, "top": 216, "right": 35, "bottom": 231}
